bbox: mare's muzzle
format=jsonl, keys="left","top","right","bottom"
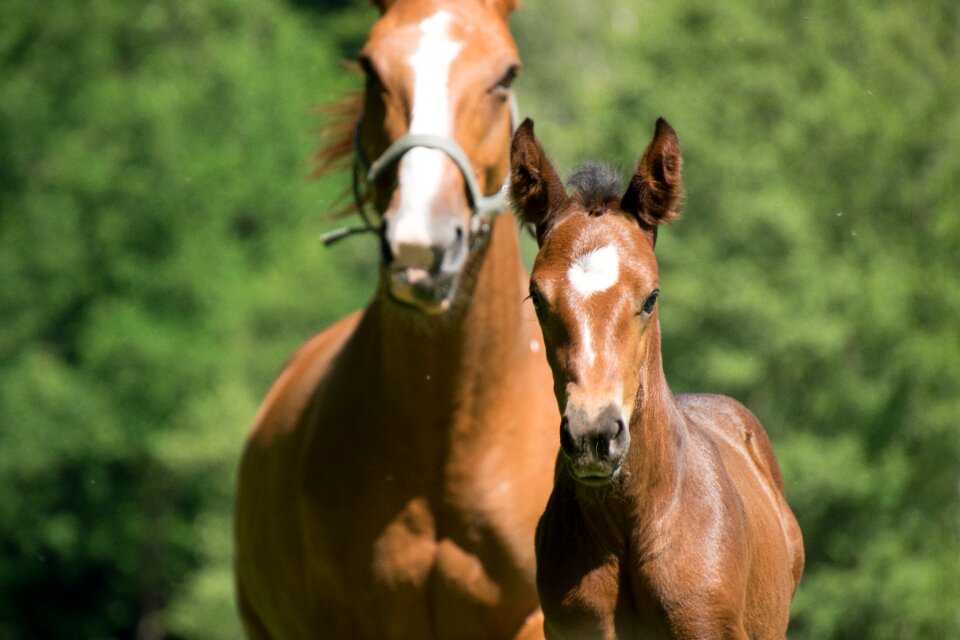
{"left": 560, "top": 405, "right": 630, "bottom": 485}
{"left": 381, "top": 216, "right": 467, "bottom": 311}
{"left": 368, "top": 136, "right": 504, "bottom": 311}
{"left": 321, "top": 104, "right": 518, "bottom": 311}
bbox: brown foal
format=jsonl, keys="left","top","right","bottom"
{"left": 510, "top": 118, "right": 804, "bottom": 639}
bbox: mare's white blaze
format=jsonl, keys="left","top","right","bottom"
{"left": 391, "top": 12, "right": 463, "bottom": 246}
{"left": 567, "top": 245, "right": 620, "bottom": 297}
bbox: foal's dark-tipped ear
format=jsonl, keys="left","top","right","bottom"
{"left": 621, "top": 118, "right": 684, "bottom": 241}
{"left": 510, "top": 118, "right": 569, "bottom": 244}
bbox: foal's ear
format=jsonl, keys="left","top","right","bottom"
{"left": 621, "top": 118, "right": 684, "bottom": 243}
{"left": 510, "top": 118, "right": 569, "bottom": 244}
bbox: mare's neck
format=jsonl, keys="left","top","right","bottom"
{"left": 372, "top": 215, "right": 531, "bottom": 421}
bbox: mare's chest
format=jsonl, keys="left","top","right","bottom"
{"left": 300, "top": 397, "right": 525, "bottom": 634}
{"left": 307, "top": 469, "right": 515, "bottom": 638}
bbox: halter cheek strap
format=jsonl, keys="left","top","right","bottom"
{"left": 320, "top": 96, "right": 519, "bottom": 249}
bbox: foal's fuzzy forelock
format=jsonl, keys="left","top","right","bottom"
{"left": 568, "top": 162, "right": 623, "bottom": 215}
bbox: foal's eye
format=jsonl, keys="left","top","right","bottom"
{"left": 640, "top": 290, "right": 660, "bottom": 315}
{"left": 529, "top": 287, "right": 545, "bottom": 317}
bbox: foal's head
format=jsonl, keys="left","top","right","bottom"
{"left": 359, "top": 0, "right": 521, "bottom": 312}
{"left": 510, "top": 118, "right": 684, "bottom": 485}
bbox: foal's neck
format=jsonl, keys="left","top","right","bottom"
{"left": 568, "top": 320, "right": 686, "bottom": 553}
{"left": 627, "top": 319, "right": 685, "bottom": 502}
{"left": 572, "top": 319, "right": 684, "bottom": 514}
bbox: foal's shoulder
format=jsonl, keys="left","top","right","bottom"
{"left": 675, "top": 393, "right": 757, "bottom": 430}
{"left": 675, "top": 393, "right": 786, "bottom": 491}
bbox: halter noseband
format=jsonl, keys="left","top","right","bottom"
{"left": 320, "top": 97, "right": 519, "bottom": 250}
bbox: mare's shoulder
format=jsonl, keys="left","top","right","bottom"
{"left": 246, "top": 310, "right": 364, "bottom": 442}
{"left": 280, "top": 310, "right": 364, "bottom": 375}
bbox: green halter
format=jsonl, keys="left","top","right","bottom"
{"left": 320, "top": 97, "right": 519, "bottom": 249}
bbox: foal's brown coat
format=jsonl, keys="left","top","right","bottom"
{"left": 511, "top": 119, "right": 804, "bottom": 639}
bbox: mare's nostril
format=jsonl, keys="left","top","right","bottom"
{"left": 391, "top": 242, "right": 440, "bottom": 271}
{"left": 431, "top": 246, "right": 447, "bottom": 272}
{"left": 441, "top": 224, "right": 468, "bottom": 270}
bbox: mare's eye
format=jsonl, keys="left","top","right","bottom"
{"left": 640, "top": 289, "right": 660, "bottom": 315}
{"left": 492, "top": 65, "right": 519, "bottom": 94}
{"left": 358, "top": 56, "right": 381, "bottom": 87}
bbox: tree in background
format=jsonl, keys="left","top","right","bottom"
{"left": 0, "top": 0, "right": 957, "bottom": 638}
{"left": 0, "top": 1, "right": 374, "bottom": 637}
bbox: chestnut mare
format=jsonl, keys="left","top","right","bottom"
{"left": 510, "top": 118, "right": 804, "bottom": 639}
{"left": 235, "top": 1, "right": 557, "bottom": 639}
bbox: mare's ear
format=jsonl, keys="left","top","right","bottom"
{"left": 484, "top": 0, "right": 520, "bottom": 17}
{"left": 373, "top": 0, "right": 518, "bottom": 15}
{"left": 621, "top": 118, "right": 684, "bottom": 245}
{"left": 370, "top": 0, "right": 395, "bottom": 13}
{"left": 510, "top": 118, "right": 569, "bottom": 245}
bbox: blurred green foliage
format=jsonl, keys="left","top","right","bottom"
{"left": 0, "top": 0, "right": 957, "bottom": 638}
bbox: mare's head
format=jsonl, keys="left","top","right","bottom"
{"left": 357, "top": 0, "right": 520, "bottom": 312}
{"left": 510, "top": 118, "right": 684, "bottom": 485}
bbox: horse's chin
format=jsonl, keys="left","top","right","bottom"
{"left": 386, "top": 269, "right": 459, "bottom": 315}
{"left": 568, "top": 459, "right": 624, "bottom": 487}
{"left": 388, "top": 292, "right": 450, "bottom": 315}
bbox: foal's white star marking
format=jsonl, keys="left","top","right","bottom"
{"left": 567, "top": 244, "right": 620, "bottom": 297}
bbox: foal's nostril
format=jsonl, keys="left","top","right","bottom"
{"left": 613, "top": 418, "right": 625, "bottom": 439}
{"left": 559, "top": 416, "right": 577, "bottom": 456}
{"left": 605, "top": 418, "right": 628, "bottom": 458}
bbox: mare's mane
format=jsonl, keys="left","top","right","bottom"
{"left": 310, "top": 86, "right": 363, "bottom": 218}
{"left": 567, "top": 162, "right": 623, "bottom": 216}
{"left": 312, "top": 89, "right": 362, "bottom": 179}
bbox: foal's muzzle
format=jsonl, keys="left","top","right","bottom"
{"left": 560, "top": 405, "right": 630, "bottom": 486}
